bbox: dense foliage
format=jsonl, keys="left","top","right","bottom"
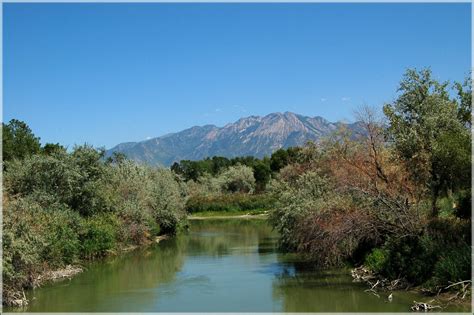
{"left": 2, "top": 137, "right": 187, "bottom": 306}
{"left": 268, "top": 68, "right": 471, "bottom": 292}
{"left": 171, "top": 149, "right": 299, "bottom": 192}
{"left": 172, "top": 147, "right": 299, "bottom": 215}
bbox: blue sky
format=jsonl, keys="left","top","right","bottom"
{"left": 4, "top": 3, "right": 471, "bottom": 149}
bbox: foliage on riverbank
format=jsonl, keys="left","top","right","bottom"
{"left": 268, "top": 68, "right": 472, "bottom": 294}
{"left": 2, "top": 132, "right": 187, "bottom": 306}
{"left": 186, "top": 193, "right": 275, "bottom": 214}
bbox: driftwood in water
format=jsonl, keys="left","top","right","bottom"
{"left": 411, "top": 300, "right": 442, "bottom": 312}
{"left": 7, "top": 289, "right": 28, "bottom": 307}
{"left": 155, "top": 235, "right": 169, "bottom": 243}
{"left": 443, "top": 280, "right": 471, "bottom": 300}
{"left": 351, "top": 266, "right": 407, "bottom": 291}
{"left": 37, "top": 265, "right": 83, "bottom": 284}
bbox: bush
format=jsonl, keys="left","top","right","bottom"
{"left": 216, "top": 164, "right": 256, "bottom": 193}
{"left": 378, "top": 236, "right": 437, "bottom": 284}
{"left": 432, "top": 245, "right": 471, "bottom": 286}
{"left": 94, "top": 160, "right": 187, "bottom": 237}
{"left": 4, "top": 146, "right": 108, "bottom": 216}
{"left": 149, "top": 168, "right": 187, "bottom": 234}
{"left": 186, "top": 193, "right": 276, "bottom": 213}
{"left": 365, "top": 248, "right": 388, "bottom": 274}
{"left": 3, "top": 197, "right": 46, "bottom": 291}
{"left": 268, "top": 170, "right": 332, "bottom": 251}
{"left": 41, "top": 209, "right": 82, "bottom": 267}
{"left": 79, "top": 214, "right": 118, "bottom": 258}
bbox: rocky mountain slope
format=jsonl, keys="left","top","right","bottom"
{"left": 106, "top": 112, "right": 363, "bottom": 166}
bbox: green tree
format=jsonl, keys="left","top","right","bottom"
{"left": 270, "top": 149, "right": 289, "bottom": 172}
{"left": 42, "top": 143, "right": 67, "bottom": 156}
{"left": 454, "top": 76, "right": 472, "bottom": 127}
{"left": 217, "top": 164, "right": 256, "bottom": 193}
{"left": 383, "top": 68, "right": 471, "bottom": 217}
{"left": 253, "top": 159, "right": 271, "bottom": 192}
{"left": 2, "top": 119, "right": 41, "bottom": 163}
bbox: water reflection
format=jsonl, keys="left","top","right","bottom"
{"left": 13, "top": 219, "right": 468, "bottom": 312}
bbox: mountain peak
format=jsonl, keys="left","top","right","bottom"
{"left": 106, "top": 112, "right": 362, "bottom": 166}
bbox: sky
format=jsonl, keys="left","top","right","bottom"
{"left": 4, "top": 3, "right": 471, "bottom": 149}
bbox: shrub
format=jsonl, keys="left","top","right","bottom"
{"left": 3, "top": 197, "right": 45, "bottom": 291}
{"left": 41, "top": 209, "right": 82, "bottom": 267}
{"left": 432, "top": 245, "right": 471, "bottom": 286}
{"left": 149, "top": 168, "right": 187, "bottom": 234}
{"left": 102, "top": 161, "right": 187, "bottom": 237}
{"left": 379, "top": 236, "right": 437, "bottom": 284}
{"left": 186, "top": 193, "right": 275, "bottom": 213}
{"left": 79, "top": 214, "right": 118, "bottom": 259}
{"left": 216, "top": 164, "right": 256, "bottom": 193}
{"left": 4, "top": 146, "right": 109, "bottom": 216}
{"left": 365, "top": 248, "right": 388, "bottom": 274}
{"left": 268, "top": 170, "right": 332, "bottom": 251}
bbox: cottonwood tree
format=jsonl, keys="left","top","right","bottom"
{"left": 383, "top": 68, "right": 471, "bottom": 217}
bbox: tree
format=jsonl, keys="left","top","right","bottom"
{"left": 217, "top": 164, "right": 256, "bottom": 193}
{"left": 2, "top": 119, "right": 41, "bottom": 163}
{"left": 454, "top": 76, "right": 472, "bottom": 127}
{"left": 42, "top": 143, "right": 67, "bottom": 156}
{"left": 253, "top": 159, "right": 271, "bottom": 192}
{"left": 210, "top": 156, "right": 231, "bottom": 175}
{"left": 383, "top": 68, "right": 471, "bottom": 217}
{"left": 270, "top": 149, "right": 289, "bottom": 172}
{"left": 105, "top": 151, "right": 127, "bottom": 164}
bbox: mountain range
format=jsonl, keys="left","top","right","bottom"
{"left": 105, "top": 112, "right": 364, "bottom": 166}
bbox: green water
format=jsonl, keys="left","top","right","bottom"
{"left": 11, "top": 219, "right": 469, "bottom": 312}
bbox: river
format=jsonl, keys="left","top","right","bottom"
{"left": 12, "top": 218, "right": 468, "bottom": 312}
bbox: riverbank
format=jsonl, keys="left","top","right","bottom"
{"left": 189, "top": 213, "right": 268, "bottom": 220}
{"left": 351, "top": 266, "right": 472, "bottom": 311}
{"left": 188, "top": 210, "right": 268, "bottom": 220}
{"left": 4, "top": 234, "right": 171, "bottom": 308}
{"left": 5, "top": 265, "right": 84, "bottom": 308}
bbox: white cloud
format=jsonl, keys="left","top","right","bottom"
{"left": 341, "top": 97, "right": 351, "bottom": 102}
{"left": 146, "top": 136, "right": 152, "bottom": 140}
{"left": 320, "top": 98, "right": 327, "bottom": 102}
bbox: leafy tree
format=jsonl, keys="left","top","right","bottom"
{"left": 2, "top": 119, "right": 41, "bottom": 163}
{"left": 210, "top": 156, "right": 231, "bottom": 175}
{"left": 270, "top": 149, "right": 289, "bottom": 172}
{"left": 42, "top": 143, "right": 67, "bottom": 156}
{"left": 105, "top": 151, "right": 127, "bottom": 164}
{"left": 383, "top": 68, "right": 471, "bottom": 217}
{"left": 217, "top": 164, "right": 256, "bottom": 193}
{"left": 454, "top": 76, "right": 472, "bottom": 127}
{"left": 253, "top": 159, "right": 271, "bottom": 192}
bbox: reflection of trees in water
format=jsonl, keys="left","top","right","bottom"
{"left": 271, "top": 266, "right": 370, "bottom": 312}
{"left": 270, "top": 261, "right": 422, "bottom": 312}
{"left": 28, "top": 239, "right": 187, "bottom": 311}
{"left": 187, "top": 219, "right": 276, "bottom": 257}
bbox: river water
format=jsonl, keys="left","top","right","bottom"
{"left": 14, "top": 219, "right": 468, "bottom": 312}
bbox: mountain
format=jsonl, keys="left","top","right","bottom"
{"left": 106, "top": 112, "right": 364, "bottom": 166}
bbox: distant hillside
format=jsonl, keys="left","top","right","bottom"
{"left": 106, "top": 112, "right": 364, "bottom": 166}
